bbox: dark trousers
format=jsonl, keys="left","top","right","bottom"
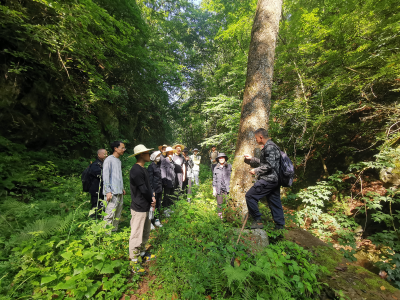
{"left": 216, "top": 191, "right": 228, "bottom": 212}
{"left": 163, "top": 187, "right": 175, "bottom": 208}
{"left": 90, "top": 193, "right": 104, "bottom": 219}
{"left": 245, "top": 179, "right": 285, "bottom": 228}
{"left": 152, "top": 192, "right": 162, "bottom": 224}
{"left": 182, "top": 178, "right": 192, "bottom": 195}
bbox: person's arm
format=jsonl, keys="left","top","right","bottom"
{"left": 253, "top": 144, "right": 279, "bottom": 176}
{"left": 148, "top": 164, "right": 155, "bottom": 192}
{"left": 193, "top": 155, "right": 201, "bottom": 166}
{"left": 132, "top": 169, "right": 153, "bottom": 202}
{"left": 103, "top": 160, "right": 112, "bottom": 194}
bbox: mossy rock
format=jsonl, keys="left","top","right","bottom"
{"left": 285, "top": 229, "right": 400, "bottom": 299}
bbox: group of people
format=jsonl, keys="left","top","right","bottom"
{"left": 87, "top": 127, "right": 286, "bottom": 273}
{"left": 210, "top": 128, "right": 285, "bottom": 230}
{"left": 87, "top": 142, "right": 202, "bottom": 273}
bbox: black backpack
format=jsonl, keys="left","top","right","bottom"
{"left": 81, "top": 163, "right": 93, "bottom": 192}
{"left": 272, "top": 144, "right": 295, "bottom": 187}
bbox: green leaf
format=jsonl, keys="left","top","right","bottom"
{"left": 61, "top": 252, "right": 73, "bottom": 260}
{"left": 85, "top": 281, "right": 101, "bottom": 298}
{"left": 41, "top": 275, "right": 57, "bottom": 285}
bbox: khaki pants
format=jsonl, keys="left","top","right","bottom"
{"left": 103, "top": 194, "right": 124, "bottom": 231}
{"left": 129, "top": 210, "right": 151, "bottom": 260}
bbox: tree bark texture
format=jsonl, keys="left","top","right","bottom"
{"left": 229, "top": 0, "right": 282, "bottom": 214}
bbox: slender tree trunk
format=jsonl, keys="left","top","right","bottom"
{"left": 229, "top": 0, "right": 282, "bottom": 214}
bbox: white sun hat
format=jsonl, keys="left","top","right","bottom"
{"left": 150, "top": 151, "right": 162, "bottom": 161}
{"left": 165, "top": 146, "right": 176, "bottom": 153}
{"left": 128, "top": 144, "right": 154, "bottom": 157}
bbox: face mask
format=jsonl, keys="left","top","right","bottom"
{"left": 155, "top": 156, "right": 161, "bottom": 162}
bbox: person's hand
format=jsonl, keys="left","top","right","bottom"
{"left": 106, "top": 192, "right": 112, "bottom": 202}
{"left": 244, "top": 154, "right": 252, "bottom": 160}
{"left": 123, "top": 189, "right": 126, "bottom": 195}
{"left": 151, "top": 197, "right": 156, "bottom": 207}
{"left": 249, "top": 169, "right": 256, "bottom": 175}
{"left": 212, "top": 187, "right": 217, "bottom": 197}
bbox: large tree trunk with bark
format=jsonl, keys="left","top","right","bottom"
{"left": 229, "top": 0, "right": 282, "bottom": 214}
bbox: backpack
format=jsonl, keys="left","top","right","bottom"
{"left": 272, "top": 144, "right": 295, "bottom": 187}
{"left": 81, "top": 163, "right": 93, "bottom": 192}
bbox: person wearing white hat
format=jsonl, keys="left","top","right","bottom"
{"left": 148, "top": 151, "right": 163, "bottom": 227}
{"left": 160, "top": 146, "right": 176, "bottom": 208}
{"left": 128, "top": 144, "right": 157, "bottom": 274}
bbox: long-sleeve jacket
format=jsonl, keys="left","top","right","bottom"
{"left": 160, "top": 155, "right": 176, "bottom": 188}
{"left": 102, "top": 155, "right": 124, "bottom": 195}
{"left": 191, "top": 155, "right": 201, "bottom": 171}
{"left": 184, "top": 156, "right": 194, "bottom": 178}
{"left": 89, "top": 159, "right": 104, "bottom": 197}
{"left": 147, "top": 161, "right": 162, "bottom": 194}
{"left": 245, "top": 139, "right": 280, "bottom": 183}
{"left": 212, "top": 163, "right": 232, "bottom": 194}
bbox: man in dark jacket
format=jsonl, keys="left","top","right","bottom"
{"left": 244, "top": 128, "right": 285, "bottom": 230}
{"left": 129, "top": 144, "right": 156, "bottom": 274}
{"left": 212, "top": 153, "right": 232, "bottom": 219}
{"left": 89, "top": 149, "right": 107, "bottom": 219}
{"left": 182, "top": 148, "right": 194, "bottom": 201}
{"left": 148, "top": 151, "right": 163, "bottom": 227}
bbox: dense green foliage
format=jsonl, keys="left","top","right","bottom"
{"left": 1, "top": 0, "right": 400, "bottom": 297}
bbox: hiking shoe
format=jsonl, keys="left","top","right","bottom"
{"left": 250, "top": 220, "right": 264, "bottom": 229}
{"left": 131, "top": 260, "right": 146, "bottom": 275}
{"left": 150, "top": 223, "right": 155, "bottom": 230}
{"left": 141, "top": 252, "right": 156, "bottom": 262}
{"left": 154, "top": 219, "right": 163, "bottom": 227}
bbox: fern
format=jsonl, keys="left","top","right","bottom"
{"left": 8, "top": 213, "right": 75, "bottom": 246}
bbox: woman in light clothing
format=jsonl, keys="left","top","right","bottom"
{"left": 191, "top": 148, "right": 201, "bottom": 185}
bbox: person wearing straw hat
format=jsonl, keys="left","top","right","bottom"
{"left": 212, "top": 153, "right": 232, "bottom": 219}
{"left": 128, "top": 144, "right": 157, "bottom": 274}
{"left": 148, "top": 151, "right": 163, "bottom": 227}
{"left": 172, "top": 144, "right": 186, "bottom": 191}
{"left": 103, "top": 141, "right": 126, "bottom": 232}
{"left": 160, "top": 146, "right": 176, "bottom": 208}
{"left": 190, "top": 148, "right": 201, "bottom": 185}
{"left": 158, "top": 144, "right": 168, "bottom": 157}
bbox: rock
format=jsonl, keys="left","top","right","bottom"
{"left": 380, "top": 147, "right": 400, "bottom": 188}
{"left": 232, "top": 228, "right": 269, "bottom": 253}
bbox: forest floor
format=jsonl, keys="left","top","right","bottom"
{"left": 118, "top": 192, "right": 400, "bottom": 300}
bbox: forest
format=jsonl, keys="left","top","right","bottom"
{"left": 0, "top": 0, "right": 399, "bottom": 299}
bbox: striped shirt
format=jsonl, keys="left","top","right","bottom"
{"left": 102, "top": 155, "right": 124, "bottom": 195}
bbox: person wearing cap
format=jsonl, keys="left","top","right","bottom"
{"left": 209, "top": 145, "right": 219, "bottom": 172}
{"left": 212, "top": 153, "right": 232, "bottom": 219}
{"left": 190, "top": 148, "right": 201, "bottom": 185}
{"left": 128, "top": 144, "right": 157, "bottom": 274}
{"left": 147, "top": 151, "right": 163, "bottom": 227}
{"left": 182, "top": 148, "right": 194, "bottom": 200}
{"left": 244, "top": 128, "right": 284, "bottom": 230}
{"left": 103, "top": 141, "right": 126, "bottom": 232}
{"left": 172, "top": 144, "right": 186, "bottom": 191}
{"left": 160, "top": 146, "right": 177, "bottom": 208}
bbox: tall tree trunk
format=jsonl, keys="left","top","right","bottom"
{"left": 229, "top": 0, "right": 282, "bottom": 214}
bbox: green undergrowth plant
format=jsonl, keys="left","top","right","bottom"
{"left": 151, "top": 173, "right": 327, "bottom": 299}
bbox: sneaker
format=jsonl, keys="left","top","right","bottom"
{"left": 154, "top": 219, "right": 163, "bottom": 227}
{"left": 141, "top": 252, "right": 156, "bottom": 262}
{"left": 150, "top": 223, "right": 155, "bottom": 230}
{"left": 131, "top": 259, "right": 146, "bottom": 275}
{"left": 250, "top": 220, "right": 264, "bottom": 229}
